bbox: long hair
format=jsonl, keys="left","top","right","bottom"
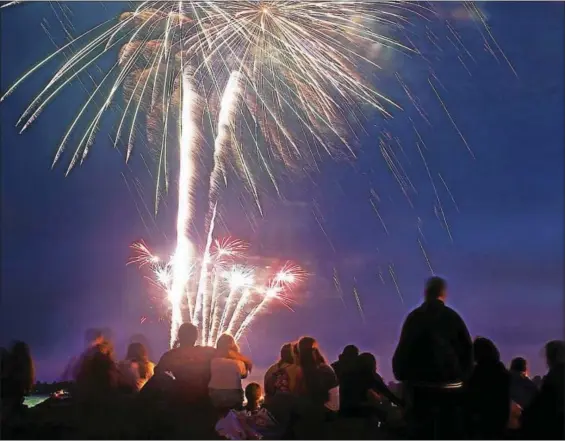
{"left": 473, "top": 337, "right": 501, "bottom": 364}
{"left": 278, "top": 343, "right": 294, "bottom": 367}
{"left": 126, "top": 342, "right": 151, "bottom": 379}
{"left": 297, "top": 337, "right": 328, "bottom": 403}
{"left": 216, "top": 333, "right": 239, "bottom": 357}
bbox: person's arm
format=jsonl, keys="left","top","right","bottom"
{"left": 324, "top": 366, "right": 340, "bottom": 412}
{"left": 392, "top": 312, "right": 415, "bottom": 381}
{"left": 453, "top": 311, "right": 473, "bottom": 381}
{"left": 227, "top": 350, "right": 253, "bottom": 372}
{"left": 153, "top": 352, "right": 170, "bottom": 376}
{"left": 373, "top": 374, "right": 404, "bottom": 407}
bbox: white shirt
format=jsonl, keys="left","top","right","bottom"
{"left": 209, "top": 357, "right": 247, "bottom": 390}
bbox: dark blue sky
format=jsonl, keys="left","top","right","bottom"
{"left": 1, "top": 2, "right": 563, "bottom": 381}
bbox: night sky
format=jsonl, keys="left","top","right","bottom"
{"left": 1, "top": 2, "right": 563, "bottom": 382}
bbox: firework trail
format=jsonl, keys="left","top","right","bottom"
{"left": 234, "top": 287, "right": 280, "bottom": 341}
{"left": 2, "top": 1, "right": 440, "bottom": 345}
{"left": 193, "top": 70, "right": 242, "bottom": 342}
{"left": 169, "top": 69, "right": 198, "bottom": 346}
{"left": 195, "top": 202, "right": 217, "bottom": 345}
{"left": 208, "top": 70, "right": 242, "bottom": 214}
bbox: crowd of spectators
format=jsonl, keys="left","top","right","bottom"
{"left": 1, "top": 276, "right": 563, "bottom": 439}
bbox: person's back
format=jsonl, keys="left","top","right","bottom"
{"left": 264, "top": 343, "right": 299, "bottom": 398}
{"left": 208, "top": 333, "right": 251, "bottom": 410}
{"left": 209, "top": 357, "right": 246, "bottom": 390}
{"left": 332, "top": 345, "right": 359, "bottom": 385}
{"left": 156, "top": 344, "right": 215, "bottom": 403}
{"left": 392, "top": 277, "right": 472, "bottom": 439}
{"left": 522, "top": 340, "right": 565, "bottom": 440}
{"left": 119, "top": 342, "right": 155, "bottom": 391}
{"left": 341, "top": 352, "right": 404, "bottom": 424}
{"left": 119, "top": 359, "right": 155, "bottom": 391}
{"left": 393, "top": 300, "right": 472, "bottom": 385}
{"left": 467, "top": 337, "right": 510, "bottom": 439}
{"left": 61, "top": 328, "right": 105, "bottom": 382}
{"left": 509, "top": 357, "right": 537, "bottom": 409}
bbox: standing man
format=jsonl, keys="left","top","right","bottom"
{"left": 392, "top": 276, "right": 473, "bottom": 439}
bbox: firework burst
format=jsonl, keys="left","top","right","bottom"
{"left": 2, "top": 1, "right": 417, "bottom": 345}
{"left": 129, "top": 237, "right": 303, "bottom": 346}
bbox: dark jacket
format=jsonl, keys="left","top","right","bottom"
{"left": 509, "top": 371, "right": 537, "bottom": 409}
{"left": 340, "top": 369, "right": 403, "bottom": 417}
{"left": 392, "top": 299, "right": 473, "bottom": 384}
{"left": 521, "top": 363, "right": 565, "bottom": 440}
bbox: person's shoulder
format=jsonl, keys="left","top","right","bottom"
{"left": 265, "top": 362, "right": 278, "bottom": 376}
{"left": 192, "top": 345, "right": 216, "bottom": 359}
{"left": 442, "top": 303, "right": 465, "bottom": 321}
{"left": 404, "top": 305, "right": 424, "bottom": 321}
{"left": 319, "top": 363, "right": 337, "bottom": 377}
{"left": 156, "top": 348, "right": 179, "bottom": 367}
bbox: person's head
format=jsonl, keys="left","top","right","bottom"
{"left": 76, "top": 345, "right": 119, "bottom": 395}
{"left": 126, "top": 342, "right": 149, "bottom": 363}
{"left": 245, "top": 382, "right": 262, "bottom": 410}
{"left": 85, "top": 328, "right": 104, "bottom": 347}
{"left": 473, "top": 337, "right": 501, "bottom": 364}
{"left": 216, "top": 333, "right": 239, "bottom": 357}
{"left": 297, "top": 336, "right": 326, "bottom": 367}
{"left": 544, "top": 340, "right": 565, "bottom": 370}
{"left": 510, "top": 357, "right": 528, "bottom": 376}
{"left": 357, "top": 352, "right": 377, "bottom": 374}
{"left": 424, "top": 276, "right": 447, "bottom": 302}
{"left": 279, "top": 343, "right": 294, "bottom": 365}
{"left": 339, "top": 345, "right": 359, "bottom": 362}
{"left": 177, "top": 323, "right": 198, "bottom": 347}
{"left": 126, "top": 342, "right": 151, "bottom": 379}
{"left": 97, "top": 340, "right": 115, "bottom": 359}
{"left": 129, "top": 334, "right": 152, "bottom": 358}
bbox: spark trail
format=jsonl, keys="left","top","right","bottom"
{"left": 169, "top": 70, "right": 198, "bottom": 346}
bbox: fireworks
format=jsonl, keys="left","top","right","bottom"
{"left": 130, "top": 237, "right": 302, "bottom": 346}
{"left": 2, "top": 1, "right": 412, "bottom": 201}
{"left": 2, "top": 2, "right": 412, "bottom": 345}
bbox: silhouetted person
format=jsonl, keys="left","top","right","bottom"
{"left": 61, "top": 328, "right": 105, "bottom": 381}
{"left": 295, "top": 336, "right": 339, "bottom": 411}
{"left": 340, "top": 352, "right": 402, "bottom": 418}
{"left": 154, "top": 323, "right": 216, "bottom": 405}
{"left": 245, "top": 382, "right": 263, "bottom": 413}
{"left": 392, "top": 276, "right": 473, "bottom": 439}
{"left": 209, "top": 333, "right": 251, "bottom": 411}
{"left": 293, "top": 337, "right": 339, "bottom": 439}
{"left": 331, "top": 344, "right": 359, "bottom": 384}
{"left": 75, "top": 340, "right": 128, "bottom": 401}
{"left": 264, "top": 343, "right": 299, "bottom": 398}
{"left": 466, "top": 337, "right": 510, "bottom": 439}
{"left": 521, "top": 340, "right": 565, "bottom": 440}
{"left": 119, "top": 342, "right": 155, "bottom": 391}
{"left": 509, "top": 356, "right": 537, "bottom": 409}
{"left": 1, "top": 342, "right": 35, "bottom": 417}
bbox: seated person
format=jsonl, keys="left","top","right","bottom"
{"left": 340, "top": 352, "right": 403, "bottom": 419}
{"left": 209, "top": 334, "right": 251, "bottom": 411}
{"left": 245, "top": 383, "right": 263, "bottom": 413}
{"left": 154, "top": 323, "right": 216, "bottom": 405}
